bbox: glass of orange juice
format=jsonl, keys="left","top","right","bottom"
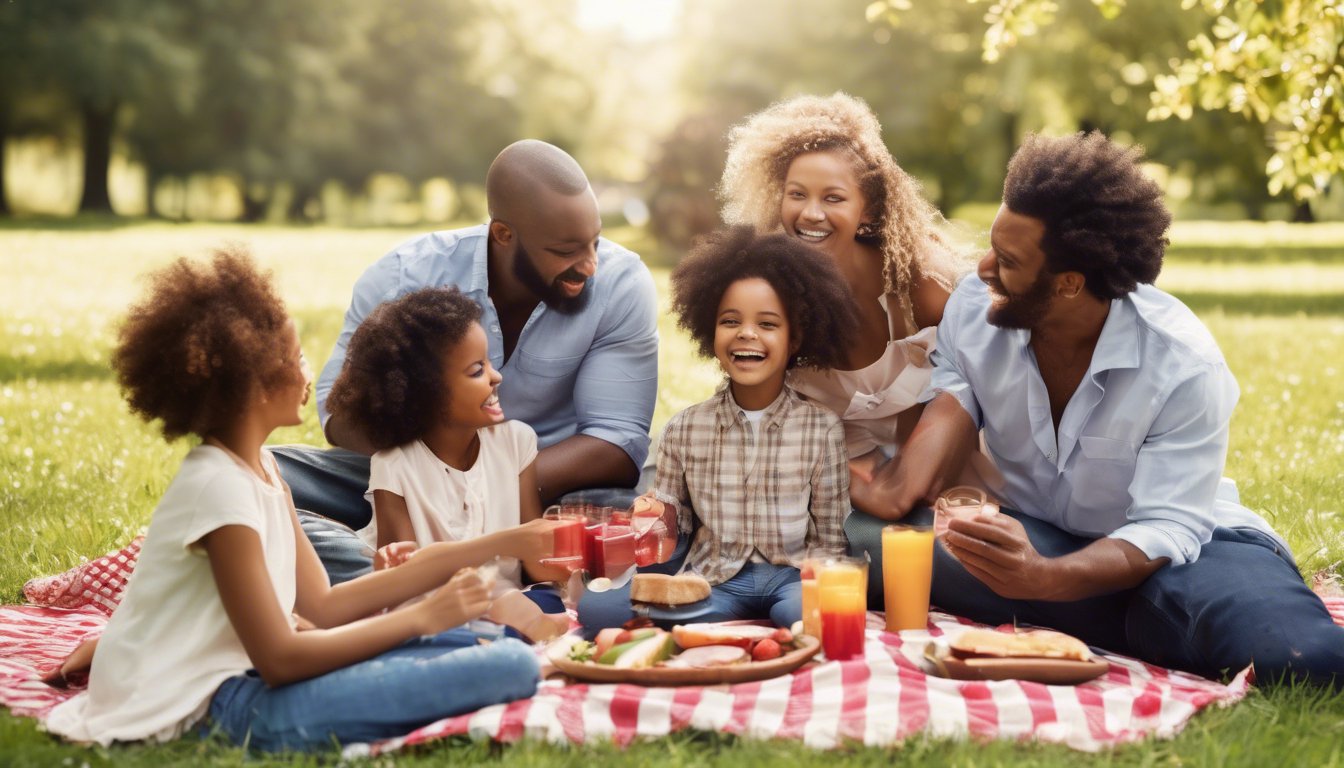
{"left": 818, "top": 556, "right": 868, "bottom": 661}
{"left": 881, "top": 523, "right": 935, "bottom": 632}
{"left": 799, "top": 558, "right": 822, "bottom": 638}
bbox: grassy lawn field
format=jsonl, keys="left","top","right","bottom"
{"left": 2, "top": 222, "right": 1343, "bottom": 766}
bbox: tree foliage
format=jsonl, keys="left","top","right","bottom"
{"left": 868, "top": 0, "right": 1344, "bottom": 200}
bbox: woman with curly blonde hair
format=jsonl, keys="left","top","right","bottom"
{"left": 719, "top": 92, "right": 982, "bottom": 530}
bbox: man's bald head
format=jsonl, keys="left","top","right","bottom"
{"left": 486, "top": 140, "right": 591, "bottom": 222}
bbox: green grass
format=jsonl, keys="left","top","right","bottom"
{"left": 2, "top": 223, "right": 1343, "bottom": 765}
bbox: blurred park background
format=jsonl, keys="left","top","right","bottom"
{"left": 4, "top": 0, "right": 1344, "bottom": 240}
{"left": 5, "top": 1, "right": 1344, "bottom": 762}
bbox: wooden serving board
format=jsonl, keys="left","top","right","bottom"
{"left": 549, "top": 635, "right": 821, "bottom": 686}
{"left": 937, "top": 653, "right": 1109, "bottom": 685}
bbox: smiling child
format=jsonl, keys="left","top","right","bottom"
{"left": 579, "top": 226, "right": 861, "bottom": 629}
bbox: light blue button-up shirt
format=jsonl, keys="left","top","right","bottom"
{"left": 316, "top": 225, "right": 659, "bottom": 468}
{"left": 922, "top": 274, "right": 1286, "bottom": 565}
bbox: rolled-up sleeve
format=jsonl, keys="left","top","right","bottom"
{"left": 572, "top": 263, "right": 659, "bottom": 468}
{"left": 1108, "top": 363, "right": 1240, "bottom": 565}
{"left": 918, "top": 286, "right": 983, "bottom": 429}
{"left": 651, "top": 412, "right": 692, "bottom": 534}
{"left": 316, "top": 252, "right": 401, "bottom": 429}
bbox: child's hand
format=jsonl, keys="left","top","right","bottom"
{"left": 374, "top": 541, "right": 418, "bottom": 571}
{"left": 419, "top": 568, "right": 493, "bottom": 634}
{"left": 508, "top": 518, "right": 562, "bottom": 563}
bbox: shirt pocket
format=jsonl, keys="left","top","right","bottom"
{"left": 1071, "top": 436, "right": 1140, "bottom": 526}
{"left": 511, "top": 349, "right": 585, "bottom": 378}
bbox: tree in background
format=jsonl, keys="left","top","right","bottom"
{"left": 868, "top": 0, "right": 1344, "bottom": 207}
{"left": 3, "top": 0, "right": 195, "bottom": 214}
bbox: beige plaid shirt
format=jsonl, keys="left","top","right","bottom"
{"left": 653, "top": 382, "right": 850, "bottom": 585}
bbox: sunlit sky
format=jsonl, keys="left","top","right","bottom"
{"left": 577, "top": 0, "right": 682, "bottom": 40}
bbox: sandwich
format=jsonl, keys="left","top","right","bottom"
{"left": 949, "top": 629, "right": 1093, "bottom": 662}
{"left": 629, "top": 573, "right": 711, "bottom": 609}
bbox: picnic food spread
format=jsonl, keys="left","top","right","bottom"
{"left": 628, "top": 573, "right": 711, "bottom": 608}
{"left": 949, "top": 629, "right": 1093, "bottom": 661}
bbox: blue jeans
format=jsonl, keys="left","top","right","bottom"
{"left": 846, "top": 508, "right": 1344, "bottom": 687}
{"left": 274, "top": 443, "right": 646, "bottom": 585}
{"left": 576, "top": 562, "right": 802, "bottom": 633}
{"left": 207, "top": 629, "right": 539, "bottom": 752}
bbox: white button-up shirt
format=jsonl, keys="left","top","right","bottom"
{"left": 922, "top": 275, "right": 1286, "bottom": 566}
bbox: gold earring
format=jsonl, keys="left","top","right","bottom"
{"left": 856, "top": 222, "right": 878, "bottom": 238}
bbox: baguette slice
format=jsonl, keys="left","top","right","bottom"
{"left": 949, "top": 629, "right": 1093, "bottom": 662}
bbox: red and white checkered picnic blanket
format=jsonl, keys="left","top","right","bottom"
{"left": 3, "top": 538, "right": 1342, "bottom": 753}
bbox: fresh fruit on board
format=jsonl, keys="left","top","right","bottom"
{"left": 752, "top": 638, "right": 782, "bottom": 661}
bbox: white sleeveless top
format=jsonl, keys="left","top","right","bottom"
{"left": 789, "top": 294, "right": 934, "bottom": 459}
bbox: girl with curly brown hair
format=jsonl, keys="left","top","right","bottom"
{"left": 719, "top": 92, "right": 983, "bottom": 520}
{"left": 46, "top": 249, "right": 545, "bottom": 752}
{"left": 325, "top": 286, "right": 582, "bottom": 642}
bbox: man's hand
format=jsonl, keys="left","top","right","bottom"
{"left": 943, "top": 514, "right": 1059, "bottom": 600}
{"left": 944, "top": 514, "right": 1172, "bottom": 602}
{"left": 374, "top": 541, "right": 419, "bottom": 571}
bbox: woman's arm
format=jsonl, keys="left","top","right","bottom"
{"left": 204, "top": 524, "right": 491, "bottom": 687}
{"left": 909, "top": 275, "right": 952, "bottom": 330}
{"left": 372, "top": 489, "right": 418, "bottom": 549}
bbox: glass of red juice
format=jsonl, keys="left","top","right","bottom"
{"left": 593, "top": 522, "right": 636, "bottom": 578}
{"left": 540, "top": 506, "right": 588, "bottom": 572}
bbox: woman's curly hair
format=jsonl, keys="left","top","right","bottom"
{"left": 1004, "top": 131, "right": 1170, "bottom": 300}
{"left": 326, "top": 287, "right": 483, "bottom": 452}
{"left": 112, "top": 246, "right": 296, "bottom": 441}
{"left": 718, "top": 92, "right": 971, "bottom": 296}
{"left": 671, "top": 225, "right": 859, "bottom": 371}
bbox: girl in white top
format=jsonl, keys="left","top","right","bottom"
{"left": 44, "top": 249, "right": 550, "bottom": 751}
{"left": 325, "top": 286, "right": 571, "bottom": 641}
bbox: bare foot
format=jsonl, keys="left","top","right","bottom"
{"left": 487, "top": 591, "right": 566, "bottom": 643}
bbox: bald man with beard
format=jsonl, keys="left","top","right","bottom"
{"left": 272, "top": 141, "right": 663, "bottom": 586}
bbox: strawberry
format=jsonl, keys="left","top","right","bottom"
{"left": 772, "top": 628, "right": 793, "bottom": 644}
{"left": 752, "top": 638, "right": 781, "bottom": 661}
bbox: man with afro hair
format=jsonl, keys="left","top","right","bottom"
{"left": 849, "top": 131, "right": 1344, "bottom": 687}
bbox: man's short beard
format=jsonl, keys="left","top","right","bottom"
{"left": 985, "top": 269, "right": 1055, "bottom": 329}
{"left": 512, "top": 242, "right": 590, "bottom": 315}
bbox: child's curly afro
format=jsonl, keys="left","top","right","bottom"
{"left": 326, "top": 287, "right": 483, "bottom": 452}
{"left": 670, "top": 225, "right": 858, "bottom": 370}
{"left": 112, "top": 246, "right": 296, "bottom": 441}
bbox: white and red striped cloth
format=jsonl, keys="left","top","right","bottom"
{"left": 3, "top": 538, "right": 1342, "bottom": 754}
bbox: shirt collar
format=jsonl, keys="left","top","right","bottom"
{"left": 713, "top": 380, "right": 797, "bottom": 431}
{"left": 1088, "top": 295, "right": 1141, "bottom": 375}
{"left": 468, "top": 224, "right": 490, "bottom": 295}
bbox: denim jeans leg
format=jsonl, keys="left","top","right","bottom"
{"left": 271, "top": 444, "right": 374, "bottom": 530}
{"left": 758, "top": 564, "right": 803, "bottom": 628}
{"left": 848, "top": 507, "right": 1131, "bottom": 653}
{"left": 297, "top": 509, "right": 374, "bottom": 585}
{"left": 208, "top": 633, "right": 540, "bottom": 752}
{"left": 1126, "top": 527, "right": 1344, "bottom": 686}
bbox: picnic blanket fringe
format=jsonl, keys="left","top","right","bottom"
{"left": 3, "top": 537, "right": 1339, "bottom": 754}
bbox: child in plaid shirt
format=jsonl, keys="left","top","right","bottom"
{"left": 579, "top": 226, "right": 860, "bottom": 629}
